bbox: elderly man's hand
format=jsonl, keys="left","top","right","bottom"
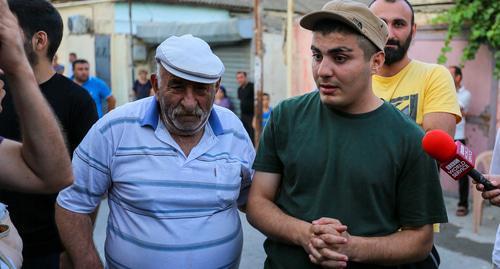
{"left": 474, "top": 175, "right": 500, "bottom": 206}
{"left": 0, "top": 0, "right": 28, "bottom": 76}
{"left": 308, "top": 217, "right": 350, "bottom": 268}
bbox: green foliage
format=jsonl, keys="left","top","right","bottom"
{"left": 433, "top": 0, "right": 499, "bottom": 77}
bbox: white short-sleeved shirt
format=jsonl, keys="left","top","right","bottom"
{"left": 454, "top": 86, "right": 471, "bottom": 140}
{"left": 491, "top": 129, "right": 500, "bottom": 267}
{"left": 57, "top": 96, "right": 255, "bottom": 268}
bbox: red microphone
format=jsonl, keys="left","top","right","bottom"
{"left": 422, "top": 129, "right": 496, "bottom": 191}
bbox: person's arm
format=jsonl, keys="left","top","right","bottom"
{"left": 0, "top": 0, "right": 72, "bottom": 193}
{"left": 56, "top": 205, "right": 103, "bottom": 269}
{"left": 236, "top": 121, "right": 256, "bottom": 213}
{"left": 309, "top": 219, "right": 433, "bottom": 266}
{"left": 56, "top": 118, "right": 112, "bottom": 268}
{"left": 107, "top": 95, "right": 116, "bottom": 111}
{"left": 422, "top": 112, "right": 456, "bottom": 137}
{"left": 246, "top": 172, "right": 342, "bottom": 258}
{"left": 97, "top": 79, "right": 115, "bottom": 113}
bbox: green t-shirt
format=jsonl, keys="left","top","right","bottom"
{"left": 253, "top": 91, "right": 448, "bottom": 269}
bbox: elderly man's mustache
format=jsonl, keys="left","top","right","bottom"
{"left": 172, "top": 105, "right": 204, "bottom": 117}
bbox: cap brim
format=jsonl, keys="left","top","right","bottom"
{"left": 159, "top": 61, "right": 221, "bottom": 84}
{"left": 300, "top": 11, "right": 361, "bottom": 34}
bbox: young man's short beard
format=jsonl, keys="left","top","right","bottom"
{"left": 23, "top": 41, "right": 38, "bottom": 67}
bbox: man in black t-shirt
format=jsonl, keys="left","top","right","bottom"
{"left": 0, "top": 1, "right": 98, "bottom": 268}
{"left": 236, "top": 71, "right": 255, "bottom": 143}
{"left": 0, "top": 4, "right": 74, "bottom": 267}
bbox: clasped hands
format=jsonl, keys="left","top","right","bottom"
{"left": 303, "top": 217, "right": 352, "bottom": 268}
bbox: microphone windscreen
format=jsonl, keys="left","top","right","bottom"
{"left": 422, "top": 130, "right": 456, "bottom": 162}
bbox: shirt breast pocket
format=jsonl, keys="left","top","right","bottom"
{"left": 215, "top": 162, "right": 242, "bottom": 209}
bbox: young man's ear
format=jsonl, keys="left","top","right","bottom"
{"left": 411, "top": 23, "right": 417, "bottom": 40}
{"left": 371, "top": 50, "right": 385, "bottom": 75}
{"left": 150, "top": 74, "right": 159, "bottom": 95}
{"left": 32, "top": 31, "right": 49, "bottom": 52}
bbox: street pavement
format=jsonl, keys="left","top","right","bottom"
{"left": 93, "top": 195, "right": 498, "bottom": 268}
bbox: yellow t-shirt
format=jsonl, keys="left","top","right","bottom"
{"left": 373, "top": 60, "right": 461, "bottom": 126}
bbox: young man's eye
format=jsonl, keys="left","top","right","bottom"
{"left": 312, "top": 53, "right": 322, "bottom": 61}
{"left": 334, "top": 56, "right": 347, "bottom": 63}
{"left": 394, "top": 22, "right": 405, "bottom": 28}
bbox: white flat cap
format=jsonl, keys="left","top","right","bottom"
{"left": 155, "top": 35, "right": 225, "bottom": 84}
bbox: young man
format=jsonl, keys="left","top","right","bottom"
{"left": 0, "top": 1, "right": 98, "bottom": 268}
{"left": 246, "top": 1, "right": 447, "bottom": 268}
{"left": 0, "top": 1, "right": 73, "bottom": 267}
{"left": 448, "top": 65, "right": 472, "bottom": 216}
{"left": 73, "top": 59, "right": 116, "bottom": 118}
{"left": 56, "top": 35, "right": 255, "bottom": 268}
{"left": 369, "top": 0, "right": 461, "bottom": 137}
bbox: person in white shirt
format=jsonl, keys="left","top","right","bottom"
{"left": 449, "top": 65, "right": 472, "bottom": 216}
{"left": 475, "top": 129, "right": 500, "bottom": 268}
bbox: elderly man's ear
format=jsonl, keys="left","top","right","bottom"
{"left": 151, "top": 74, "right": 159, "bottom": 95}
{"left": 215, "top": 78, "right": 221, "bottom": 91}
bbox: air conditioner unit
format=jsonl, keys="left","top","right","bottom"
{"left": 68, "top": 15, "right": 91, "bottom": 34}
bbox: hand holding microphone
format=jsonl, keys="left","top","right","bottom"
{"left": 422, "top": 129, "right": 497, "bottom": 191}
{"left": 476, "top": 175, "right": 500, "bottom": 206}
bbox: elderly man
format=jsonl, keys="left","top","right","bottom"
{"left": 55, "top": 35, "right": 255, "bottom": 268}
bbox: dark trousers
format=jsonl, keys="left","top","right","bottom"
{"left": 22, "top": 252, "right": 60, "bottom": 269}
{"left": 241, "top": 114, "right": 254, "bottom": 144}
{"left": 456, "top": 139, "right": 469, "bottom": 208}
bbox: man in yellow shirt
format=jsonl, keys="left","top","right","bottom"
{"left": 369, "top": 0, "right": 461, "bottom": 137}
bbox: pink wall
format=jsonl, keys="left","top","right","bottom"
{"left": 292, "top": 22, "right": 316, "bottom": 95}
{"left": 410, "top": 40, "right": 494, "bottom": 153}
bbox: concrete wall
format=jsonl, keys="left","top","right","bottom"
{"left": 56, "top": 1, "right": 233, "bottom": 107}
{"left": 410, "top": 29, "right": 495, "bottom": 150}
{"left": 262, "top": 32, "right": 288, "bottom": 107}
{"left": 56, "top": 1, "right": 115, "bottom": 73}
{"left": 55, "top": 0, "right": 125, "bottom": 106}
{"left": 110, "top": 34, "right": 132, "bottom": 106}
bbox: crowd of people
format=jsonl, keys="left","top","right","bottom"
{"left": 0, "top": 0, "right": 499, "bottom": 268}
